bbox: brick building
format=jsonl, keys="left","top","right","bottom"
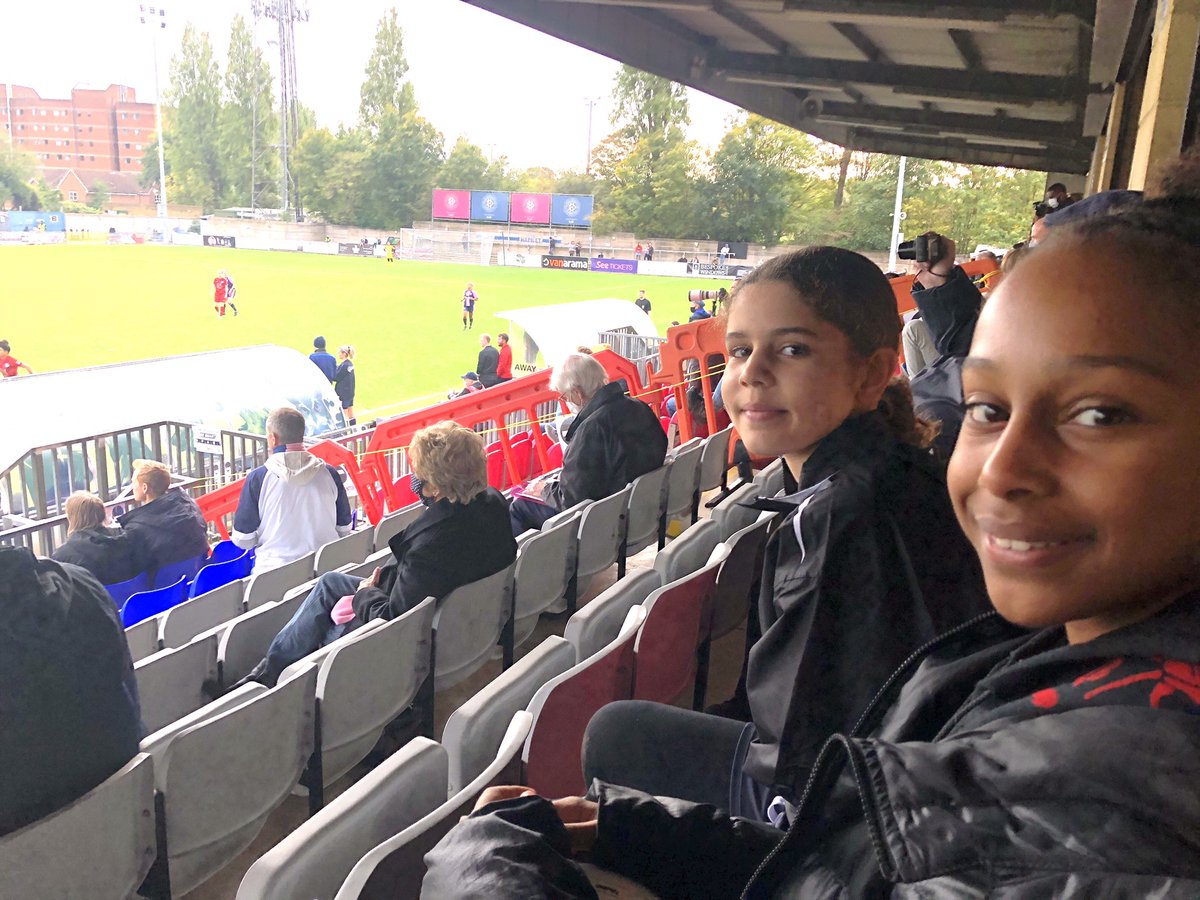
{"left": 1, "top": 84, "right": 158, "bottom": 174}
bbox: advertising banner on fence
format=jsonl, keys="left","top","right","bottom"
{"left": 550, "top": 194, "right": 593, "bottom": 227}
{"left": 432, "top": 189, "right": 470, "bottom": 220}
{"left": 541, "top": 255, "right": 589, "bottom": 271}
{"left": 689, "top": 262, "right": 755, "bottom": 278}
{"left": 203, "top": 234, "right": 237, "bottom": 248}
{"left": 338, "top": 243, "right": 377, "bottom": 257}
{"left": 510, "top": 192, "right": 551, "bottom": 224}
{"left": 470, "top": 190, "right": 510, "bottom": 222}
{"left": 1, "top": 210, "right": 66, "bottom": 232}
{"left": 589, "top": 257, "right": 637, "bottom": 274}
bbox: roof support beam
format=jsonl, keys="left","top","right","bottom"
{"left": 816, "top": 100, "right": 1083, "bottom": 144}
{"left": 947, "top": 28, "right": 983, "bottom": 70}
{"left": 776, "top": 0, "right": 1095, "bottom": 26}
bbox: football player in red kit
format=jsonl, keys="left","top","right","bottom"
{"left": 213, "top": 270, "right": 239, "bottom": 317}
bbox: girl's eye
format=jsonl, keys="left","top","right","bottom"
{"left": 964, "top": 402, "right": 1007, "bottom": 424}
{"left": 780, "top": 344, "right": 811, "bottom": 358}
{"left": 1070, "top": 406, "right": 1133, "bottom": 427}
{"left": 727, "top": 345, "right": 751, "bottom": 359}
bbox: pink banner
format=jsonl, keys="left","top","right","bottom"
{"left": 510, "top": 192, "right": 551, "bottom": 225}
{"left": 432, "top": 189, "right": 470, "bottom": 220}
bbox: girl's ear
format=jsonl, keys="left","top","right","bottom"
{"left": 855, "top": 347, "right": 897, "bottom": 411}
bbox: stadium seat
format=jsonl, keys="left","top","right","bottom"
{"left": 432, "top": 561, "right": 517, "bottom": 691}
{"left": 0, "top": 754, "right": 156, "bottom": 900}
{"left": 217, "top": 588, "right": 308, "bottom": 688}
{"left": 140, "top": 664, "right": 318, "bottom": 897}
{"left": 511, "top": 512, "right": 580, "bottom": 647}
{"left": 334, "top": 713, "right": 532, "bottom": 900}
{"left": 125, "top": 614, "right": 164, "bottom": 662}
{"left": 633, "top": 546, "right": 730, "bottom": 710}
{"left": 575, "top": 486, "right": 630, "bottom": 589}
{"left": 134, "top": 633, "right": 220, "bottom": 734}
{"left": 652, "top": 519, "right": 721, "bottom": 585}
{"left": 237, "top": 737, "right": 450, "bottom": 900}
{"left": 545, "top": 441, "right": 564, "bottom": 469}
{"left": 105, "top": 570, "right": 150, "bottom": 609}
{"left": 523, "top": 606, "right": 645, "bottom": 798}
{"left": 697, "top": 424, "right": 734, "bottom": 498}
{"left": 562, "top": 568, "right": 661, "bottom": 663}
{"left": 244, "top": 552, "right": 316, "bottom": 610}
{"left": 754, "top": 457, "right": 787, "bottom": 498}
{"left": 711, "top": 482, "right": 763, "bottom": 540}
{"left": 486, "top": 448, "right": 507, "bottom": 490}
{"left": 209, "top": 540, "right": 246, "bottom": 564}
{"left": 160, "top": 580, "right": 246, "bottom": 650}
{"left": 510, "top": 437, "right": 534, "bottom": 482}
{"left": 281, "top": 598, "right": 436, "bottom": 808}
{"left": 151, "top": 553, "right": 209, "bottom": 590}
{"left": 663, "top": 437, "right": 705, "bottom": 526}
{"left": 621, "top": 464, "right": 671, "bottom": 570}
{"left": 122, "top": 575, "right": 189, "bottom": 627}
{"left": 442, "top": 637, "right": 575, "bottom": 794}
{"left": 542, "top": 499, "right": 588, "bottom": 530}
{"left": 372, "top": 503, "right": 422, "bottom": 551}
{"left": 189, "top": 551, "right": 252, "bottom": 598}
{"left": 315, "top": 528, "right": 374, "bottom": 574}
{"left": 343, "top": 547, "right": 391, "bottom": 579}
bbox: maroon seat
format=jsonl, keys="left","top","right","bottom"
{"left": 486, "top": 448, "right": 507, "bottom": 490}
{"left": 522, "top": 606, "right": 646, "bottom": 798}
{"left": 545, "top": 442, "right": 564, "bottom": 470}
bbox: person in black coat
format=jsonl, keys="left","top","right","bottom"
{"left": 476, "top": 334, "right": 501, "bottom": 387}
{"left": 508, "top": 353, "right": 668, "bottom": 535}
{"left": 0, "top": 547, "right": 142, "bottom": 837}
{"left": 52, "top": 491, "right": 139, "bottom": 586}
{"left": 117, "top": 459, "right": 209, "bottom": 577}
{"left": 237, "top": 421, "right": 518, "bottom": 687}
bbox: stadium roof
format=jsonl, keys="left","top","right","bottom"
{"left": 463, "top": 0, "right": 1145, "bottom": 173}
{"left": 496, "top": 298, "right": 657, "bottom": 366}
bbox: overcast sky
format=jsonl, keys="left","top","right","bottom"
{"left": 4, "top": 0, "right": 743, "bottom": 171}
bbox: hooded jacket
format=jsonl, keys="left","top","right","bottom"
{"left": 117, "top": 488, "right": 210, "bottom": 577}
{"left": 0, "top": 548, "right": 142, "bottom": 837}
{"left": 423, "top": 593, "right": 1200, "bottom": 897}
{"left": 232, "top": 447, "right": 352, "bottom": 573}
{"left": 549, "top": 381, "right": 667, "bottom": 511}
{"left": 51, "top": 526, "right": 140, "bottom": 586}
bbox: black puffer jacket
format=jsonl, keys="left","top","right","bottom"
{"left": 423, "top": 593, "right": 1200, "bottom": 896}
{"left": 549, "top": 381, "right": 667, "bottom": 510}
{"left": 118, "top": 488, "right": 210, "bottom": 576}
{"left": 744, "top": 412, "right": 989, "bottom": 795}
{"left": 51, "top": 527, "right": 139, "bottom": 586}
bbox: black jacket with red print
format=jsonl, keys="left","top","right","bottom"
{"left": 425, "top": 592, "right": 1200, "bottom": 897}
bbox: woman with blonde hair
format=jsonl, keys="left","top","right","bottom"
{"left": 335, "top": 345, "right": 357, "bottom": 425}
{"left": 52, "top": 491, "right": 138, "bottom": 585}
{"left": 236, "top": 421, "right": 516, "bottom": 688}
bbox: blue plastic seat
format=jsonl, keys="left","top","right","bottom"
{"left": 210, "top": 540, "right": 244, "bottom": 564}
{"left": 105, "top": 572, "right": 150, "bottom": 609}
{"left": 122, "top": 576, "right": 189, "bottom": 627}
{"left": 188, "top": 550, "right": 252, "bottom": 598}
{"left": 150, "top": 554, "right": 208, "bottom": 590}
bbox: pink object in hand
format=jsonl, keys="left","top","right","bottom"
{"left": 331, "top": 595, "right": 357, "bottom": 625}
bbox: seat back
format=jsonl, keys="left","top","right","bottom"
{"left": 244, "top": 552, "right": 316, "bottom": 609}
{"left": 209, "top": 539, "right": 245, "bottom": 564}
{"left": 189, "top": 552, "right": 251, "bottom": 598}
{"left": 315, "top": 529, "right": 375, "bottom": 575}
{"left": 697, "top": 425, "right": 734, "bottom": 493}
{"left": 152, "top": 554, "right": 208, "bottom": 590}
{"left": 523, "top": 606, "right": 646, "bottom": 798}
{"left": 754, "top": 458, "right": 786, "bottom": 498}
{"left": 105, "top": 570, "right": 150, "bottom": 608}
{"left": 217, "top": 588, "right": 307, "bottom": 687}
{"left": 161, "top": 580, "right": 245, "bottom": 649}
{"left": 372, "top": 503, "right": 422, "bottom": 551}
{"left": 312, "top": 598, "right": 436, "bottom": 786}
{"left": 134, "top": 633, "right": 219, "bottom": 733}
{"left": 710, "top": 517, "right": 772, "bottom": 641}
{"left": 575, "top": 486, "right": 630, "bottom": 580}
{"left": 563, "top": 569, "right": 661, "bottom": 662}
{"left": 633, "top": 548, "right": 729, "bottom": 706}
{"left": 153, "top": 664, "right": 318, "bottom": 896}
{"left": 711, "top": 482, "right": 762, "bottom": 540}
{"left": 653, "top": 519, "right": 721, "bottom": 584}
{"left": 624, "top": 464, "right": 670, "bottom": 555}
{"left": 432, "top": 562, "right": 516, "bottom": 691}
{"left": 663, "top": 438, "right": 704, "bottom": 521}
{"left": 0, "top": 754, "right": 156, "bottom": 900}
{"left": 512, "top": 513, "right": 580, "bottom": 647}
{"left": 443, "top": 637, "right": 575, "bottom": 794}
{"left": 236, "top": 738, "right": 448, "bottom": 900}
{"left": 545, "top": 441, "right": 564, "bottom": 469}
{"left": 542, "top": 499, "right": 588, "bottom": 531}
{"left": 343, "top": 547, "right": 392, "bottom": 579}
{"left": 336, "top": 713, "right": 532, "bottom": 900}
{"left": 122, "top": 575, "right": 189, "bottom": 627}
{"left": 125, "top": 615, "right": 163, "bottom": 662}
{"left": 486, "top": 448, "right": 506, "bottom": 490}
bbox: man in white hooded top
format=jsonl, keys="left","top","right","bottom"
{"left": 232, "top": 407, "right": 352, "bottom": 572}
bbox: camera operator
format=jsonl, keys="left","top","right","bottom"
{"left": 905, "top": 231, "right": 984, "bottom": 459}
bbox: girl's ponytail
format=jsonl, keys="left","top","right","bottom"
{"left": 877, "top": 377, "right": 940, "bottom": 449}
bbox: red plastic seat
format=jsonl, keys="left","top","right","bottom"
{"left": 545, "top": 443, "right": 564, "bottom": 470}
{"left": 486, "top": 449, "right": 506, "bottom": 490}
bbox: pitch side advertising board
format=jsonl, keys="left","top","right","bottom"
{"left": 470, "top": 191, "right": 511, "bottom": 222}
{"left": 589, "top": 257, "right": 637, "bottom": 274}
{"left": 432, "top": 189, "right": 470, "bottom": 220}
{"left": 550, "top": 194, "right": 593, "bottom": 227}
{"left": 203, "top": 234, "right": 237, "bottom": 248}
{"left": 541, "top": 255, "right": 589, "bottom": 271}
{"left": 510, "top": 192, "right": 551, "bottom": 224}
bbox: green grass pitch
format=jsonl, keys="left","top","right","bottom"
{"left": 4, "top": 244, "right": 728, "bottom": 418}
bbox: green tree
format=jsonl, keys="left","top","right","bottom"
{"left": 221, "top": 14, "right": 278, "bottom": 207}
{"left": 293, "top": 126, "right": 369, "bottom": 225}
{"left": 358, "top": 110, "right": 444, "bottom": 228}
{"left": 165, "top": 24, "right": 228, "bottom": 208}
{"left": 359, "top": 8, "right": 415, "bottom": 131}
{"left": 610, "top": 65, "right": 689, "bottom": 141}
{"left": 438, "top": 136, "right": 489, "bottom": 189}
{"left": 0, "top": 150, "right": 41, "bottom": 208}
{"left": 598, "top": 130, "right": 700, "bottom": 237}
{"left": 88, "top": 180, "right": 111, "bottom": 211}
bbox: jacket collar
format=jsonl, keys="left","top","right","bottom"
{"left": 387, "top": 488, "right": 498, "bottom": 554}
{"left": 565, "top": 381, "right": 625, "bottom": 441}
{"left": 797, "top": 410, "right": 895, "bottom": 490}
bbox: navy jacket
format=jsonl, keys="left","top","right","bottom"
{"left": 52, "top": 526, "right": 139, "bottom": 586}
{"left": 118, "top": 489, "right": 210, "bottom": 577}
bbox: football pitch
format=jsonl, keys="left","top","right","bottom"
{"left": 4, "top": 244, "right": 728, "bottom": 417}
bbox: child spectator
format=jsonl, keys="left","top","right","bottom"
{"left": 52, "top": 492, "right": 138, "bottom": 586}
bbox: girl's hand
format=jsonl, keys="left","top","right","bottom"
{"left": 553, "top": 796, "right": 599, "bottom": 854}
{"left": 362, "top": 566, "right": 382, "bottom": 589}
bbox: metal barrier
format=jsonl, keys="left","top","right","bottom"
{"left": 598, "top": 329, "right": 665, "bottom": 385}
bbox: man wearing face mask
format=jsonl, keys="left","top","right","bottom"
{"left": 508, "top": 353, "right": 667, "bottom": 535}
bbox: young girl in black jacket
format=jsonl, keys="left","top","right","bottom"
{"left": 425, "top": 156, "right": 1200, "bottom": 896}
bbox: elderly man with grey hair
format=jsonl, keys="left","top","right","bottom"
{"left": 509, "top": 353, "right": 667, "bottom": 535}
